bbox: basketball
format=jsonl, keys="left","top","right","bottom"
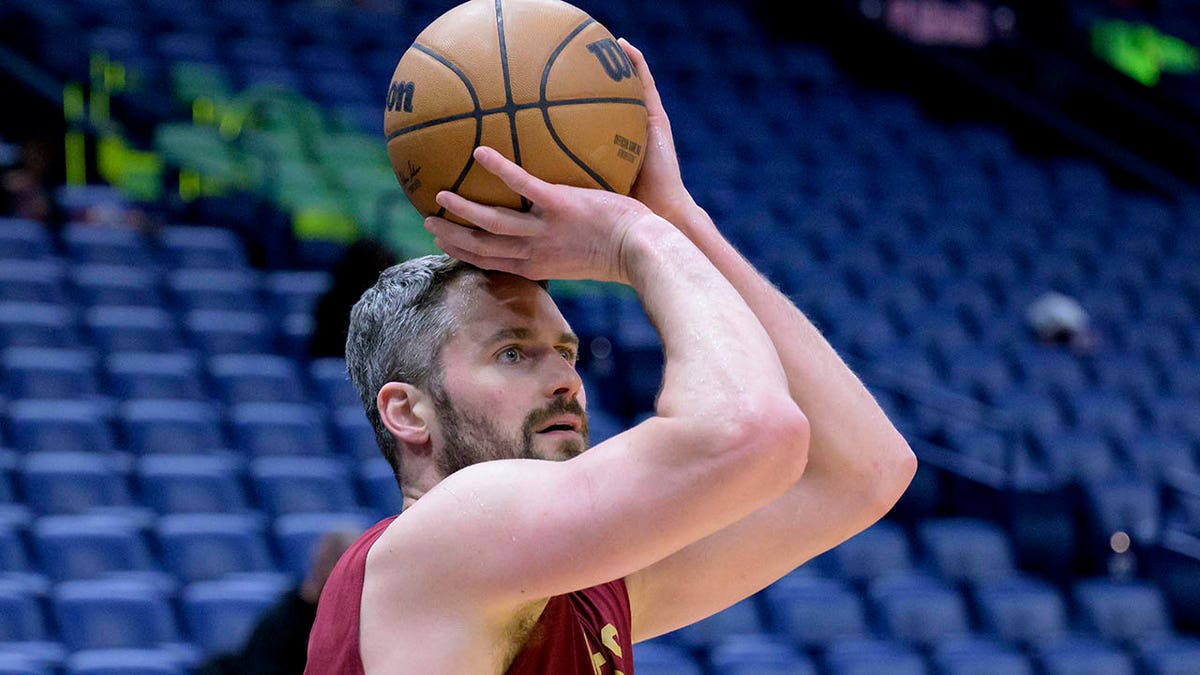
{"left": 383, "top": 0, "right": 648, "bottom": 220}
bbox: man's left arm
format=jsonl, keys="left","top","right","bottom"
{"left": 618, "top": 39, "right": 917, "bottom": 642}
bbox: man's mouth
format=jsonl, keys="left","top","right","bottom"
{"left": 536, "top": 417, "right": 580, "bottom": 434}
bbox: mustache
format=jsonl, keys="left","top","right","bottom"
{"left": 523, "top": 397, "right": 588, "bottom": 437}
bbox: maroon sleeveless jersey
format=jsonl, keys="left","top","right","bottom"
{"left": 305, "top": 516, "right": 635, "bottom": 675}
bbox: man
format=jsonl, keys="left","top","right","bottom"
{"left": 305, "top": 40, "right": 916, "bottom": 674}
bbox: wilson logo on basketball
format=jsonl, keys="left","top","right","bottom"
{"left": 586, "top": 39, "right": 635, "bottom": 82}
{"left": 386, "top": 81, "right": 415, "bottom": 113}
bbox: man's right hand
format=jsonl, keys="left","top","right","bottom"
{"left": 424, "top": 146, "right": 663, "bottom": 285}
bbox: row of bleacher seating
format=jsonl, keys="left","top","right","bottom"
{"left": 0, "top": 450, "right": 399, "bottom": 518}
{"left": 5, "top": 508, "right": 1200, "bottom": 674}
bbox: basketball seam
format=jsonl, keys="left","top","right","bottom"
{"left": 385, "top": 98, "right": 645, "bottom": 142}
{"left": 541, "top": 17, "right": 615, "bottom": 192}
{"left": 405, "top": 43, "right": 484, "bottom": 219}
{"left": 494, "top": 0, "right": 530, "bottom": 211}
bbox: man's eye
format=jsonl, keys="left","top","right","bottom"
{"left": 499, "top": 347, "right": 522, "bottom": 363}
{"left": 558, "top": 348, "right": 577, "bottom": 363}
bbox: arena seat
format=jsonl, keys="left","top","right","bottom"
{"left": 104, "top": 352, "right": 208, "bottom": 402}
{"left": 0, "top": 260, "right": 69, "bottom": 305}
{"left": 249, "top": 455, "right": 359, "bottom": 516}
{"left": 70, "top": 264, "right": 164, "bottom": 308}
{"left": 230, "top": 402, "right": 332, "bottom": 457}
{"left": 154, "top": 512, "right": 274, "bottom": 584}
{"left": 135, "top": 454, "right": 248, "bottom": 515}
{"left": 52, "top": 578, "right": 180, "bottom": 651}
{"left": 706, "top": 633, "right": 817, "bottom": 675}
{"left": 181, "top": 577, "right": 290, "bottom": 656}
{"left": 18, "top": 451, "right": 129, "bottom": 515}
{"left": 117, "top": 399, "right": 226, "bottom": 456}
{"left": 63, "top": 648, "right": 186, "bottom": 675}
{"left": 31, "top": 512, "right": 153, "bottom": 581}
{"left": 760, "top": 572, "right": 869, "bottom": 649}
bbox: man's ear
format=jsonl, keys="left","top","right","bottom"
{"left": 378, "top": 382, "right": 431, "bottom": 447}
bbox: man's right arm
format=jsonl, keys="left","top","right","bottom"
{"left": 376, "top": 148, "right": 809, "bottom": 607}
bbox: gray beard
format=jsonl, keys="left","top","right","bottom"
{"left": 430, "top": 383, "right": 589, "bottom": 477}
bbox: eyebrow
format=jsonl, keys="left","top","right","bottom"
{"left": 486, "top": 327, "right": 579, "bottom": 348}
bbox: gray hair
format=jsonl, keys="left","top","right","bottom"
{"left": 344, "top": 253, "right": 546, "bottom": 478}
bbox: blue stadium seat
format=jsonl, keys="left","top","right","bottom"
{"left": 31, "top": 513, "right": 153, "bottom": 581}
{"left": 1066, "top": 390, "right": 1144, "bottom": 444}
{"left": 309, "top": 358, "right": 360, "bottom": 410}
{"left": 0, "top": 218, "right": 55, "bottom": 261}
{"left": 264, "top": 270, "right": 331, "bottom": 320}
{"left": 117, "top": 399, "right": 225, "bottom": 455}
{"left": 1036, "top": 636, "right": 1136, "bottom": 675}
{"left": 0, "top": 260, "right": 68, "bottom": 305}
{"left": 83, "top": 306, "right": 182, "bottom": 354}
{"left": 930, "top": 635, "right": 1034, "bottom": 675}
{"left": 0, "top": 577, "right": 47, "bottom": 642}
{"left": 1124, "top": 432, "right": 1198, "bottom": 483}
{"left": 332, "top": 406, "right": 378, "bottom": 458}
{"left": 154, "top": 512, "right": 274, "bottom": 584}
{"left": 971, "top": 574, "right": 1069, "bottom": 648}
{"left": 821, "top": 519, "right": 914, "bottom": 587}
{"left": 1, "top": 348, "right": 100, "bottom": 400}
{"left": 250, "top": 456, "right": 359, "bottom": 516}
{"left": 70, "top": 264, "right": 164, "bottom": 308}
{"left": 272, "top": 511, "right": 371, "bottom": 580}
{"left": 1034, "top": 429, "right": 1122, "bottom": 483}
{"left": 0, "top": 652, "right": 52, "bottom": 675}
{"left": 228, "top": 36, "right": 289, "bottom": 67}
{"left": 166, "top": 269, "right": 260, "bottom": 313}
{"left": 18, "top": 451, "right": 129, "bottom": 515}
{"left": 64, "top": 648, "right": 185, "bottom": 675}
{"left": 104, "top": 352, "right": 207, "bottom": 401}
{"left": 1014, "top": 348, "right": 1089, "bottom": 398}
{"left": 60, "top": 223, "right": 155, "bottom": 268}
{"left": 707, "top": 633, "right": 816, "bottom": 675}
{"left": 916, "top": 517, "right": 1017, "bottom": 585}
{"left": 1150, "top": 393, "right": 1200, "bottom": 439}
{"left": 631, "top": 641, "right": 703, "bottom": 675}
{"left": 308, "top": 70, "right": 374, "bottom": 107}
{"left": 0, "top": 510, "right": 32, "bottom": 573}
{"left": 135, "top": 454, "right": 248, "bottom": 514}
{"left": 181, "top": 577, "right": 290, "bottom": 656}
{"left": 231, "top": 403, "right": 332, "bottom": 456}
{"left": 760, "top": 572, "right": 868, "bottom": 649}
{"left": 1082, "top": 476, "right": 1162, "bottom": 549}
{"left": 1139, "top": 636, "right": 1200, "bottom": 675}
{"left": 868, "top": 571, "right": 972, "bottom": 649}
{"left": 1073, "top": 578, "right": 1173, "bottom": 647}
{"left": 154, "top": 31, "right": 219, "bottom": 64}
{"left": 992, "top": 389, "right": 1067, "bottom": 440}
{"left": 54, "top": 186, "right": 127, "bottom": 218}
{"left": 53, "top": 577, "right": 179, "bottom": 650}
{"left": 668, "top": 595, "right": 765, "bottom": 651}
{"left": 822, "top": 637, "right": 929, "bottom": 675}
{"left": 0, "top": 302, "right": 81, "bottom": 349}
{"left": 157, "top": 228, "right": 246, "bottom": 270}
{"left": 207, "top": 353, "right": 307, "bottom": 405}
{"left": 358, "top": 457, "right": 402, "bottom": 517}
{"left": 183, "top": 309, "right": 273, "bottom": 355}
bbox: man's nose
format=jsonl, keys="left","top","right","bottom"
{"left": 545, "top": 354, "right": 583, "bottom": 399}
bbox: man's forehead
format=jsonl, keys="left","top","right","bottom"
{"left": 447, "top": 272, "right": 568, "bottom": 334}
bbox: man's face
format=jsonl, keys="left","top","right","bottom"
{"left": 430, "top": 273, "right": 589, "bottom": 476}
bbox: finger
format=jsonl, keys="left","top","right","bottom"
{"left": 435, "top": 239, "right": 533, "bottom": 278}
{"left": 618, "top": 39, "right": 666, "bottom": 117}
{"left": 434, "top": 190, "right": 535, "bottom": 237}
{"left": 424, "top": 216, "right": 531, "bottom": 261}
{"left": 471, "top": 146, "right": 554, "bottom": 204}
